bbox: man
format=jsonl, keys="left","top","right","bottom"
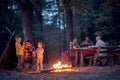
{"left": 70, "top": 38, "right": 80, "bottom": 49}
{"left": 81, "top": 36, "right": 93, "bottom": 47}
{"left": 95, "top": 36, "right": 108, "bottom": 66}
{"left": 95, "top": 36, "right": 106, "bottom": 47}
{"left": 24, "top": 40, "right": 35, "bottom": 71}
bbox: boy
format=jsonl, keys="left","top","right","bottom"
{"left": 15, "top": 37, "right": 25, "bottom": 71}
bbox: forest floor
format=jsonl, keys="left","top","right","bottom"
{"left": 0, "top": 65, "right": 120, "bottom": 80}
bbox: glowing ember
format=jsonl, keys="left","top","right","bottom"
{"left": 52, "top": 61, "right": 80, "bottom": 72}
{"left": 53, "top": 61, "right": 72, "bottom": 69}
{"left": 52, "top": 68, "right": 80, "bottom": 72}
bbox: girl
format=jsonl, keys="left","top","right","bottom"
{"left": 36, "top": 42, "right": 44, "bottom": 72}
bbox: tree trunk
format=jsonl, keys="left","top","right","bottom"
{"left": 35, "top": 0, "right": 44, "bottom": 41}
{"left": 63, "top": 0, "right": 73, "bottom": 49}
{"left": 66, "top": 8, "right": 73, "bottom": 46}
{"left": 21, "top": 0, "right": 34, "bottom": 44}
{"left": 63, "top": 12, "right": 67, "bottom": 50}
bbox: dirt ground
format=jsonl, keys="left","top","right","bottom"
{"left": 0, "top": 65, "right": 120, "bottom": 80}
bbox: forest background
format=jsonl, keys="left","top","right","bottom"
{"left": 0, "top": 0, "right": 120, "bottom": 63}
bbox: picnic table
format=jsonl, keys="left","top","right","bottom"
{"left": 70, "top": 47, "right": 99, "bottom": 66}
{"left": 71, "top": 46, "right": 120, "bottom": 66}
{"left": 61, "top": 46, "right": 120, "bottom": 67}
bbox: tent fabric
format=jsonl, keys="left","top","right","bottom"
{"left": 0, "top": 32, "right": 17, "bottom": 70}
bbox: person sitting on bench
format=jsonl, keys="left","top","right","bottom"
{"left": 95, "top": 36, "right": 108, "bottom": 66}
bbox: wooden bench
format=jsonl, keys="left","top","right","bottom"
{"left": 84, "top": 47, "right": 100, "bottom": 66}
{"left": 94, "top": 46, "right": 120, "bottom": 66}
{"left": 69, "top": 47, "right": 100, "bottom": 66}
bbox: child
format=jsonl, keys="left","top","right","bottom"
{"left": 15, "top": 37, "right": 25, "bottom": 71}
{"left": 36, "top": 42, "right": 44, "bottom": 72}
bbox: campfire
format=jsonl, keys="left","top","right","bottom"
{"left": 53, "top": 61, "right": 71, "bottom": 69}
{"left": 51, "top": 61, "right": 79, "bottom": 72}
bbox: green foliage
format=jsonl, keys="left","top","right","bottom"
{"left": 73, "top": 0, "right": 120, "bottom": 45}
{"left": 1, "top": 0, "right": 120, "bottom": 62}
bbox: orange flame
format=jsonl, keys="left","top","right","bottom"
{"left": 53, "top": 61, "right": 72, "bottom": 69}
{"left": 52, "top": 61, "right": 79, "bottom": 72}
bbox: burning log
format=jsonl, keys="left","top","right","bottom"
{"left": 53, "top": 61, "right": 72, "bottom": 69}
{"left": 48, "top": 61, "right": 79, "bottom": 73}
{"left": 39, "top": 61, "right": 72, "bottom": 73}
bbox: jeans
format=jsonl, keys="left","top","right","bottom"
{"left": 16, "top": 55, "right": 25, "bottom": 70}
{"left": 29, "top": 57, "right": 36, "bottom": 70}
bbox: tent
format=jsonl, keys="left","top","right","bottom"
{"left": 0, "top": 32, "right": 18, "bottom": 70}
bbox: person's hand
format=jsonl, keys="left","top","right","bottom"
{"left": 73, "top": 46, "right": 77, "bottom": 49}
{"left": 23, "top": 41, "right": 26, "bottom": 45}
